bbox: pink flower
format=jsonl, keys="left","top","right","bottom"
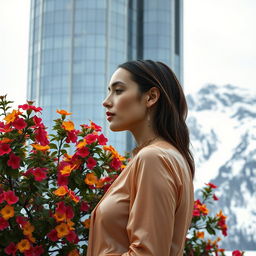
{"left": 0, "top": 216, "right": 9, "bottom": 230}
{"left": 32, "top": 167, "right": 47, "bottom": 181}
{"left": 32, "top": 115, "right": 42, "bottom": 126}
{"left": 86, "top": 157, "right": 97, "bottom": 170}
{"left": 7, "top": 153, "right": 21, "bottom": 169}
{"left": 47, "top": 229, "right": 59, "bottom": 242}
{"left": 12, "top": 117, "right": 27, "bottom": 130}
{"left": 85, "top": 134, "right": 98, "bottom": 144}
{"left": 76, "top": 147, "right": 89, "bottom": 158}
{"left": 4, "top": 242, "right": 17, "bottom": 255}
{"left": 110, "top": 158, "right": 122, "bottom": 170}
{"left": 98, "top": 134, "right": 108, "bottom": 145}
{"left": 0, "top": 143, "right": 11, "bottom": 156}
{"left": 4, "top": 190, "right": 19, "bottom": 205}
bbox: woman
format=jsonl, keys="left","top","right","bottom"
{"left": 87, "top": 60, "right": 194, "bottom": 256}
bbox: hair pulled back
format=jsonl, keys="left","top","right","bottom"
{"left": 119, "top": 60, "right": 195, "bottom": 179}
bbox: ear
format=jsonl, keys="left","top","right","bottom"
{"left": 145, "top": 87, "right": 160, "bottom": 107}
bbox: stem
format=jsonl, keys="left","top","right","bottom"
{"left": 57, "top": 138, "right": 64, "bottom": 165}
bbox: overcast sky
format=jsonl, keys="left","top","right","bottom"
{"left": 0, "top": 0, "right": 256, "bottom": 106}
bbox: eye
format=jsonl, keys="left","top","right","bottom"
{"left": 115, "top": 89, "right": 124, "bottom": 95}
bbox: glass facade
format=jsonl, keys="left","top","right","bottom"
{"left": 27, "top": 0, "right": 183, "bottom": 155}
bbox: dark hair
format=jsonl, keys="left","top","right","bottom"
{"left": 119, "top": 60, "right": 195, "bottom": 179}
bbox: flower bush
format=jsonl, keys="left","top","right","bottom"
{"left": 0, "top": 95, "right": 245, "bottom": 255}
{"left": 0, "top": 96, "right": 127, "bottom": 255}
{"left": 184, "top": 183, "right": 245, "bottom": 256}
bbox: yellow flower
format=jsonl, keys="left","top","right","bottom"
{"left": 62, "top": 120, "right": 75, "bottom": 131}
{"left": 17, "top": 239, "right": 31, "bottom": 253}
{"left": 23, "top": 222, "right": 35, "bottom": 235}
{"left": 53, "top": 186, "right": 68, "bottom": 196}
{"left": 83, "top": 218, "right": 90, "bottom": 229}
{"left": 0, "top": 205, "right": 14, "bottom": 220}
{"left": 53, "top": 211, "right": 66, "bottom": 222}
{"left": 32, "top": 144, "right": 50, "bottom": 151}
{"left": 4, "top": 110, "right": 21, "bottom": 124}
{"left": 55, "top": 223, "right": 70, "bottom": 238}
{"left": 196, "top": 231, "right": 204, "bottom": 239}
{"left": 84, "top": 173, "right": 98, "bottom": 186}
{"left": 57, "top": 109, "right": 72, "bottom": 115}
{"left": 68, "top": 249, "right": 80, "bottom": 256}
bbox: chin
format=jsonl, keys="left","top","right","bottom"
{"left": 109, "top": 123, "right": 127, "bottom": 132}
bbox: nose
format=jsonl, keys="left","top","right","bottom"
{"left": 102, "top": 94, "right": 112, "bottom": 108}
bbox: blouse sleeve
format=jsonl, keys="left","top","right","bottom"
{"left": 121, "top": 148, "right": 180, "bottom": 256}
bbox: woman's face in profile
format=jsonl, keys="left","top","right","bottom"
{"left": 102, "top": 68, "right": 148, "bottom": 132}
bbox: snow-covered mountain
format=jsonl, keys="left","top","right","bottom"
{"left": 187, "top": 84, "right": 256, "bottom": 250}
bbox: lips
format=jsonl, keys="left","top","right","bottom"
{"left": 106, "top": 112, "right": 115, "bottom": 121}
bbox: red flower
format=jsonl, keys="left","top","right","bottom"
{"left": 0, "top": 143, "right": 11, "bottom": 156}
{"left": 90, "top": 121, "right": 102, "bottom": 132}
{"left": 12, "top": 117, "right": 27, "bottom": 130}
{"left": 56, "top": 201, "right": 67, "bottom": 215}
{"left": 35, "top": 126, "right": 49, "bottom": 146}
{"left": 66, "top": 230, "right": 79, "bottom": 243}
{"left": 47, "top": 229, "right": 59, "bottom": 242}
{"left": 4, "top": 242, "right": 17, "bottom": 255}
{"left": 86, "top": 157, "right": 97, "bottom": 170}
{"left": 232, "top": 250, "right": 243, "bottom": 256}
{"left": 65, "top": 205, "right": 74, "bottom": 219}
{"left": 24, "top": 245, "right": 44, "bottom": 256}
{"left": 76, "top": 147, "right": 89, "bottom": 158}
{"left": 205, "top": 182, "right": 218, "bottom": 189}
{"left": 110, "top": 157, "right": 122, "bottom": 170}
{"left": 4, "top": 190, "right": 19, "bottom": 205}
{"left": 7, "top": 153, "right": 21, "bottom": 169}
{"left": 192, "top": 209, "right": 201, "bottom": 216}
{"left": 66, "top": 130, "right": 78, "bottom": 143}
{"left": 16, "top": 216, "right": 28, "bottom": 226}
{"left": 57, "top": 174, "right": 69, "bottom": 186}
{"left": 0, "top": 193, "right": 5, "bottom": 203}
{"left": 98, "top": 134, "right": 108, "bottom": 145}
{"left": 32, "top": 115, "right": 42, "bottom": 126}
{"left": 213, "top": 194, "right": 219, "bottom": 201}
{"left": 80, "top": 201, "right": 89, "bottom": 212}
{"left": 85, "top": 134, "right": 98, "bottom": 144}
{"left": 18, "top": 104, "right": 42, "bottom": 113}
{"left": 0, "top": 216, "right": 9, "bottom": 230}
{"left": 32, "top": 167, "right": 47, "bottom": 181}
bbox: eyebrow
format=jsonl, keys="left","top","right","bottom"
{"left": 108, "top": 81, "right": 126, "bottom": 91}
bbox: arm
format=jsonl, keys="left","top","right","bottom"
{"left": 121, "top": 149, "right": 180, "bottom": 256}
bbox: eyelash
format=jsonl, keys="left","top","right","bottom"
{"left": 115, "top": 89, "right": 123, "bottom": 94}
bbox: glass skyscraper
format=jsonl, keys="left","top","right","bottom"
{"left": 27, "top": 0, "right": 183, "bottom": 154}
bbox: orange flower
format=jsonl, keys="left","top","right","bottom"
{"left": 216, "top": 210, "right": 227, "bottom": 220}
{"left": 84, "top": 173, "right": 98, "bottom": 186}
{"left": 68, "top": 249, "right": 80, "bottom": 256}
{"left": 60, "top": 165, "right": 73, "bottom": 176}
{"left": 53, "top": 211, "right": 66, "bottom": 222}
{"left": 17, "top": 239, "right": 30, "bottom": 253}
{"left": 27, "top": 233, "right": 36, "bottom": 243}
{"left": 53, "top": 186, "right": 69, "bottom": 196}
{"left": 32, "top": 144, "right": 50, "bottom": 151}
{"left": 57, "top": 109, "right": 72, "bottom": 115}
{"left": 55, "top": 223, "right": 70, "bottom": 238}
{"left": 0, "top": 138, "right": 13, "bottom": 143}
{"left": 103, "top": 145, "right": 125, "bottom": 161}
{"left": 67, "top": 219, "right": 75, "bottom": 230}
{"left": 83, "top": 218, "right": 90, "bottom": 229}
{"left": 4, "top": 110, "right": 21, "bottom": 124}
{"left": 0, "top": 205, "right": 14, "bottom": 220}
{"left": 198, "top": 204, "right": 209, "bottom": 215}
{"left": 76, "top": 139, "right": 87, "bottom": 149}
{"left": 68, "top": 190, "right": 80, "bottom": 203}
{"left": 196, "top": 231, "right": 204, "bottom": 239}
{"left": 62, "top": 121, "right": 75, "bottom": 131}
{"left": 23, "top": 222, "right": 35, "bottom": 235}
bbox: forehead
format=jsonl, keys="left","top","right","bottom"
{"left": 108, "top": 68, "right": 133, "bottom": 85}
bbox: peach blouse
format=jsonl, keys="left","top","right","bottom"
{"left": 87, "top": 141, "right": 194, "bottom": 256}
